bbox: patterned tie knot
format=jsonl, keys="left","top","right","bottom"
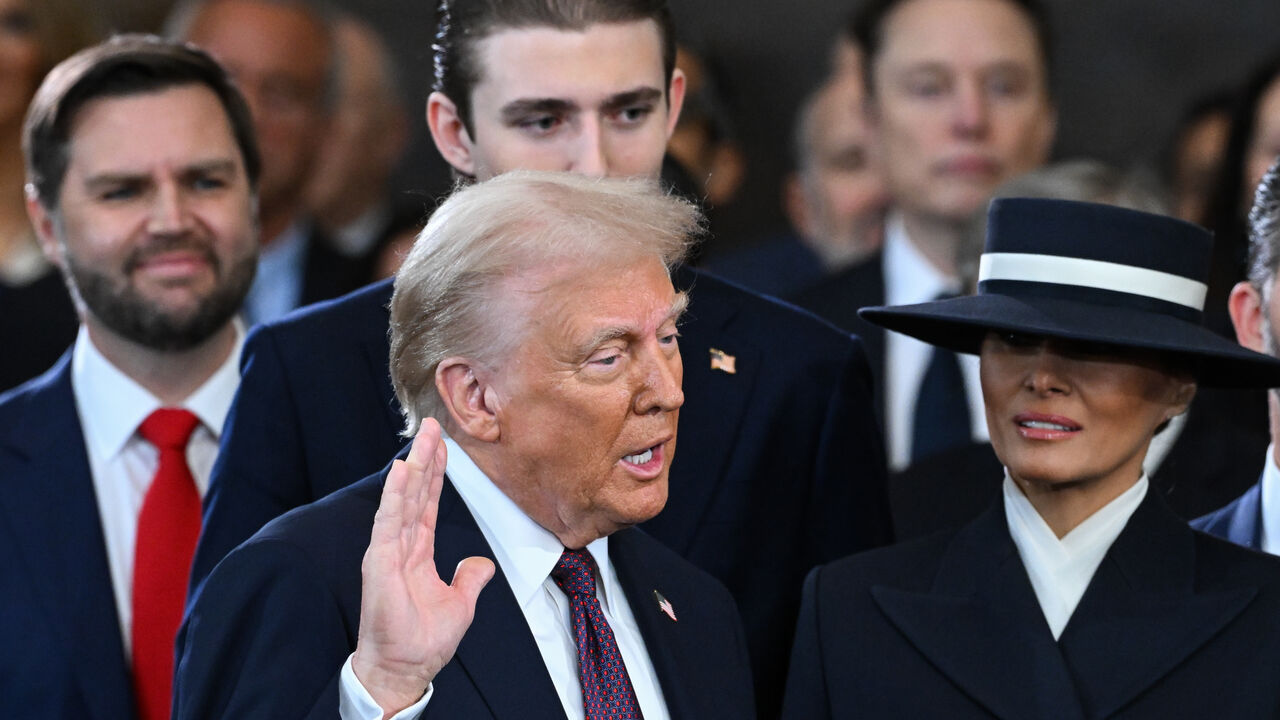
{"left": 551, "top": 548, "right": 598, "bottom": 598}
{"left": 138, "top": 408, "right": 200, "bottom": 451}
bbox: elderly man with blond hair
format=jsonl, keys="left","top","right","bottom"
{"left": 174, "top": 171, "right": 755, "bottom": 720}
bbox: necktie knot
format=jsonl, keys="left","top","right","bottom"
{"left": 138, "top": 408, "right": 200, "bottom": 451}
{"left": 551, "top": 548, "right": 598, "bottom": 598}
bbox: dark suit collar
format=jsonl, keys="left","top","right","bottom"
{"left": 873, "top": 489, "right": 1257, "bottom": 720}
{"left": 358, "top": 279, "right": 403, "bottom": 434}
{"left": 439, "top": 473, "right": 713, "bottom": 720}
{"left": 1220, "top": 478, "right": 1264, "bottom": 550}
{"left": 609, "top": 529, "right": 704, "bottom": 720}
{"left": 1058, "top": 488, "right": 1256, "bottom": 718}
{"left": 437, "top": 477, "right": 567, "bottom": 719}
{"left": 0, "top": 352, "right": 136, "bottom": 720}
{"left": 872, "top": 502, "right": 1084, "bottom": 720}
{"left": 645, "top": 266, "right": 761, "bottom": 554}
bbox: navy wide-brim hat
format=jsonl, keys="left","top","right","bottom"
{"left": 859, "top": 197, "right": 1280, "bottom": 388}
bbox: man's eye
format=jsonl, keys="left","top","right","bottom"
{"left": 192, "top": 175, "right": 228, "bottom": 191}
{"left": 519, "top": 115, "right": 561, "bottom": 134}
{"left": 100, "top": 186, "right": 140, "bottom": 201}
{"left": 616, "top": 105, "right": 654, "bottom": 124}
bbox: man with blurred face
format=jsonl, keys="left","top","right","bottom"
{"left": 174, "top": 171, "right": 755, "bottom": 720}
{"left": 191, "top": 1, "right": 891, "bottom": 716}
{"left": 173, "top": 0, "right": 366, "bottom": 323}
{"left": 797, "top": 0, "right": 1056, "bottom": 472}
{"left": 0, "top": 35, "right": 258, "bottom": 719}
{"left": 710, "top": 67, "right": 887, "bottom": 297}
{"left": 305, "top": 13, "right": 420, "bottom": 281}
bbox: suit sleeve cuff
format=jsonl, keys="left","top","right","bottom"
{"left": 339, "top": 653, "right": 433, "bottom": 720}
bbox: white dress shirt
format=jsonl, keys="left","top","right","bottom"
{"left": 882, "top": 214, "right": 988, "bottom": 470}
{"left": 71, "top": 323, "right": 244, "bottom": 656}
{"left": 340, "top": 436, "right": 671, "bottom": 720}
{"left": 1259, "top": 444, "right": 1280, "bottom": 555}
{"left": 1003, "top": 473, "right": 1147, "bottom": 639}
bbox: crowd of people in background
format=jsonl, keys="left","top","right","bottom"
{"left": 9, "top": 0, "right": 1280, "bottom": 718}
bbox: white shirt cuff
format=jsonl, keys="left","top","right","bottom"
{"left": 338, "top": 653, "right": 433, "bottom": 720}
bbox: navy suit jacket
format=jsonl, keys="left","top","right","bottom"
{"left": 782, "top": 489, "right": 1280, "bottom": 719}
{"left": 192, "top": 266, "right": 889, "bottom": 717}
{"left": 1193, "top": 477, "right": 1264, "bottom": 551}
{"left": 791, "top": 252, "right": 886, "bottom": 427}
{"left": 174, "top": 464, "right": 756, "bottom": 719}
{"left": 0, "top": 354, "right": 138, "bottom": 719}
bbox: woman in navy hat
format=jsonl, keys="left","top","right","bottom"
{"left": 782, "top": 197, "right": 1280, "bottom": 719}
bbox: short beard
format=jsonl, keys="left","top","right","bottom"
{"left": 61, "top": 239, "right": 256, "bottom": 352}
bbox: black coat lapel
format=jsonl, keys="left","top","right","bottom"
{"left": 644, "top": 267, "right": 760, "bottom": 554}
{"left": 871, "top": 504, "right": 1084, "bottom": 720}
{"left": 1058, "top": 491, "right": 1256, "bottom": 718}
{"left": 0, "top": 355, "right": 135, "bottom": 720}
{"left": 609, "top": 530, "right": 697, "bottom": 720}
{"left": 437, "top": 479, "right": 567, "bottom": 720}
{"left": 361, "top": 281, "right": 403, "bottom": 434}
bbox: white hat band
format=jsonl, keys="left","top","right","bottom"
{"left": 978, "top": 252, "right": 1208, "bottom": 311}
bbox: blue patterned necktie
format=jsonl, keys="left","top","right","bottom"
{"left": 551, "top": 548, "right": 644, "bottom": 720}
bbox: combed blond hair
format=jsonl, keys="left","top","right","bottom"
{"left": 389, "top": 170, "right": 701, "bottom": 435}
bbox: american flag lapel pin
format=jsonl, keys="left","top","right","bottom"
{"left": 709, "top": 348, "right": 736, "bottom": 374}
{"left": 653, "top": 589, "right": 677, "bottom": 622}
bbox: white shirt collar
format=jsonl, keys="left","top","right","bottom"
{"left": 1260, "top": 444, "right": 1280, "bottom": 554}
{"left": 444, "top": 436, "right": 619, "bottom": 612}
{"left": 71, "top": 322, "right": 245, "bottom": 459}
{"left": 883, "top": 212, "right": 959, "bottom": 306}
{"left": 1003, "top": 472, "right": 1147, "bottom": 639}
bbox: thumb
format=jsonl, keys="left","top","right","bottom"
{"left": 452, "top": 556, "right": 496, "bottom": 606}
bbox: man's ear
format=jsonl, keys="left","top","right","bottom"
{"left": 25, "top": 191, "right": 64, "bottom": 269}
{"left": 426, "top": 91, "right": 477, "bottom": 177}
{"left": 664, "top": 68, "right": 687, "bottom": 139}
{"left": 436, "top": 357, "right": 500, "bottom": 442}
{"left": 1228, "top": 280, "right": 1267, "bottom": 352}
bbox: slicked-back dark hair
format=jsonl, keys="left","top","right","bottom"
{"left": 24, "top": 33, "right": 261, "bottom": 211}
{"left": 847, "top": 0, "right": 1054, "bottom": 98}
{"left": 1247, "top": 159, "right": 1280, "bottom": 297}
{"left": 432, "top": 0, "right": 677, "bottom": 137}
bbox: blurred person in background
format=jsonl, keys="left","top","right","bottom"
{"left": 170, "top": 0, "right": 367, "bottom": 325}
{"left": 1162, "top": 92, "right": 1234, "bottom": 225}
{"left": 305, "top": 12, "right": 424, "bottom": 285}
{"left": 707, "top": 63, "right": 887, "bottom": 297}
{"left": 795, "top": 0, "right": 1056, "bottom": 473}
{"left": 1204, "top": 55, "right": 1280, "bottom": 339}
{"left": 0, "top": 0, "right": 101, "bottom": 392}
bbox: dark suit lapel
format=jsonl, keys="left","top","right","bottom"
{"left": 871, "top": 504, "right": 1084, "bottom": 720}
{"left": 1058, "top": 491, "right": 1257, "bottom": 719}
{"left": 359, "top": 283, "right": 403, "bottom": 434}
{"left": 608, "top": 530, "right": 699, "bottom": 720}
{"left": 857, "top": 260, "right": 887, "bottom": 427}
{"left": 0, "top": 355, "right": 135, "bottom": 720}
{"left": 644, "top": 267, "right": 760, "bottom": 554}
{"left": 1224, "top": 480, "right": 1264, "bottom": 550}
{"left": 438, "top": 479, "right": 566, "bottom": 719}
